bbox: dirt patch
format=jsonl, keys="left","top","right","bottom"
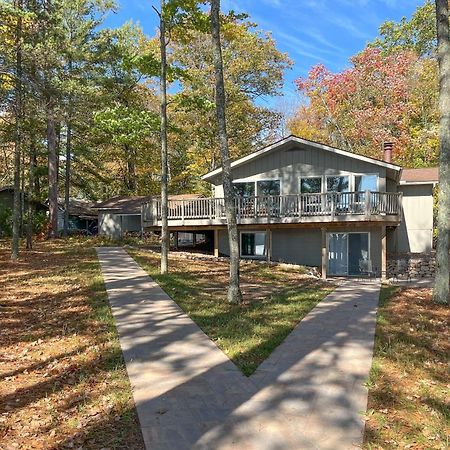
{"left": 0, "top": 239, "right": 143, "bottom": 449}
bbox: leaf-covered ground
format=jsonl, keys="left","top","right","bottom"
{"left": 364, "top": 285, "right": 450, "bottom": 449}
{"left": 0, "top": 239, "right": 144, "bottom": 449}
{"left": 130, "top": 249, "right": 332, "bottom": 376}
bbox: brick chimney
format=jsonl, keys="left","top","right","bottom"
{"left": 383, "top": 142, "right": 393, "bottom": 163}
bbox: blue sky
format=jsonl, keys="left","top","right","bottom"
{"left": 104, "top": 0, "right": 423, "bottom": 106}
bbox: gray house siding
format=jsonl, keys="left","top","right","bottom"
{"left": 213, "top": 143, "right": 389, "bottom": 197}
{"left": 99, "top": 212, "right": 141, "bottom": 238}
{"left": 218, "top": 226, "right": 382, "bottom": 271}
{"left": 272, "top": 229, "right": 322, "bottom": 266}
{"left": 99, "top": 213, "right": 122, "bottom": 239}
{"left": 396, "top": 184, "right": 434, "bottom": 253}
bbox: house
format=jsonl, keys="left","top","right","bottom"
{"left": 95, "top": 194, "right": 204, "bottom": 239}
{"left": 55, "top": 198, "right": 98, "bottom": 234}
{"left": 140, "top": 135, "right": 438, "bottom": 278}
{"left": 0, "top": 186, "right": 47, "bottom": 213}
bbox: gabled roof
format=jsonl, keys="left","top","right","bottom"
{"left": 94, "top": 195, "right": 152, "bottom": 214}
{"left": 94, "top": 194, "right": 203, "bottom": 214}
{"left": 400, "top": 167, "right": 439, "bottom": 184}
{"left": 201, "top": 135, "right": 402, "bottom": 182}
{"left": 56, "top": 198, "right": 97, "bottom": 219}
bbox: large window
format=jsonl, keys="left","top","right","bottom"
{"left": 326, "top": 176, "right": 349, "bottom": 192}
{"left": 355, "top": 174, "right": 378, "bottom": 192}
{"left": 233, "top": 182, "right": 255, "bottom": 197}
{"left": 241, "top": 232, "right": 266, "bottom": 258}
{"left": 257, "top": 180, "right": 280, "bottom": 196}
{"left": 301, "top": 177, "right": 322, "bottom": 194}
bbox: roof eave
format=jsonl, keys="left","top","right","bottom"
{"left": 399, "top": 180, "right": 438, "bottom": 186}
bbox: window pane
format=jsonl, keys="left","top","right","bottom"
{"left": 241, "top": 232, "right": 266, "bottom": 257}
{"left": 348, "top": 233, "right": 369, "bottom": 275}
{"left": 301, "top": 177, "right": 321, "bottom": 193}
{"left": 241, "top": 233, "right": 255, "bottom": 256}
{"left": 327, "top": 176, "right": 349, "bottom": 192}
{"left": 254, "top": 232, "right": 266, "bottom": 256}
{"left": 328, "top": 233, "right": 348, "bottom": 275}
{"left": 233, "top": 182, "right": 255, "bottom": 197}
{"left": 257, "top": 180, "right": 280, "bottom": 196}
{"left": 355, "top": 175, "right": 378, "bottom": 192}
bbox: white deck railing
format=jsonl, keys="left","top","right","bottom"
{"left": 142, "top": 191, "right": 402, "bottom": 225}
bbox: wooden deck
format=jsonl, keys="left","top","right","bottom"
{"left": 142, "top": 191, "right": 402, "bottom": 229}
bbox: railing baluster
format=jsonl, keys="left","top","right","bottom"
{"left": 147, "top": 191, "right": 402, "bottom": 224}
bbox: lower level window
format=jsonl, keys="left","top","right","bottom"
{"left": 241, "top": 232, "right": 266, "bottom": 257}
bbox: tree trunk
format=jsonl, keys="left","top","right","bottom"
{"left": 210, "top": 0, "right": 242, "bottom": 304}
{"left": 47, "top": 99, "right": 58, "bottom": 239}
{"left": 63, "top": 119, "right": 71, "bottom": 237}
{"left": 159, "top": 0, "right": 169, "bottom": 274}
{"left": 33, "top": 151, "right": 40, "bottom": 197}
{"left": 11, "top": 0, "right": 23, "bottom": 260}
{"left": 124, "top": 143, "right": 136, "bottom": 191}
{"left": 26, "top": 138, "right": 35, "bottom": 250}
{"left": 433, "top": 0, "right": 450, "bottom": 305}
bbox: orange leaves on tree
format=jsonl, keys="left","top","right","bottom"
{"left": 290, "top": 47, "right": 439, "bottom": 167}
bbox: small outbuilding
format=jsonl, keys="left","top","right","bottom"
{"left": 95, "top": 194, "right": 203, "bottom": 239}
{"left": 55, "top": 198, "right": 98, "bottom": 235}
{"left": 95, "top": 196, "right": 149, "bottom": 239}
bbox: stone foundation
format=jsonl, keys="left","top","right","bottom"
{"left": 387, "top": 252, "right": 435, "bottom": 278}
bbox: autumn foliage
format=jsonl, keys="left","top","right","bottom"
{"left": 291, "top": 47, "right": 439, "bottom": 167}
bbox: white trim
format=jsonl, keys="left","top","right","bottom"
{"left": 98, "top": 212, "right": 142, "bottom": 216}
{"left": 399, "top": 180, "right": 438, "bottom": 186}
{"left": 201, "top": 136, "right": 401, "bottom": 181}
{"left": 240, "top": 230, "right": 267, "bottom": 259}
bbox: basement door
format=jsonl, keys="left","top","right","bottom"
{"left": 328, "top": 232, "right": 370, "bottom": 276}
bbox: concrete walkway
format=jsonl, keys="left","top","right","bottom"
{"left": 96, "top": 247, "right": 380, "bottom": 450}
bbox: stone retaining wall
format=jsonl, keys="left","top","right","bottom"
{"left": 387, "top": 253, "right": 436, "bottom": 278}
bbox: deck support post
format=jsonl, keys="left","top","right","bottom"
{"left": 381, "top": 225, "right": 387, "bottom": 281}
{"left": 174, "top": 231, "right": 179, "bottom": 250}
{"left": 267, "top": 228, "right": 272, "bottom": 263}
{"left": 321, "top": 227, "right": 327, "bottom": 280}
{"left": 214, "top": 229, "right": 219, "bottom": 257}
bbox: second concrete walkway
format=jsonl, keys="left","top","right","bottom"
{"left": 96, "top": 247, "right": 380, "bottom": 450}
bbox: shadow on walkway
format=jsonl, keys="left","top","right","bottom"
{"left": 96, "top": 247, "right": 380, "bottom": 450}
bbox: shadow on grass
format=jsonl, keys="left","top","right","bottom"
{"left": 0, "top": 240, "right": 144, "bottom": 449}
{"left": 132, "top": 250, "right": 331, "bottom": 376}
{"left": 364, "top": 285, "right": 449, "bottom": 448}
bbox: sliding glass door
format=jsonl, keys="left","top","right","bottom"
{"left": 328, "top": 233, "right": 348, "bottom": 275}
{"left": 328, "top": 232, "right": 370, "bottom": 276}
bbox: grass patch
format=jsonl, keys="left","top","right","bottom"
{"left": 0, "top": 238, "right": 143, "bottom": 449}
{"left": 364, "top": 285, "right": 450, "bottom": 449}
{"left": 130, "top": 249, "right": 332, "bottom": 376}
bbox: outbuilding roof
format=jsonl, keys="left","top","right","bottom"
{"left": 400, "top": 167, "right": 439, "bottom": 184}
{"left": 94, "top": 194, "right": 203, "bottom": 214}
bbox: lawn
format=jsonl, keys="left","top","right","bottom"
{"left": 129, "top": 249, "right": 332, "bottom": 376}
{"left": 0, "top": 239, "right": 144, "bottom": 449}
{"left": 364, "top": 285, "right": 450, "bottom": 449}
